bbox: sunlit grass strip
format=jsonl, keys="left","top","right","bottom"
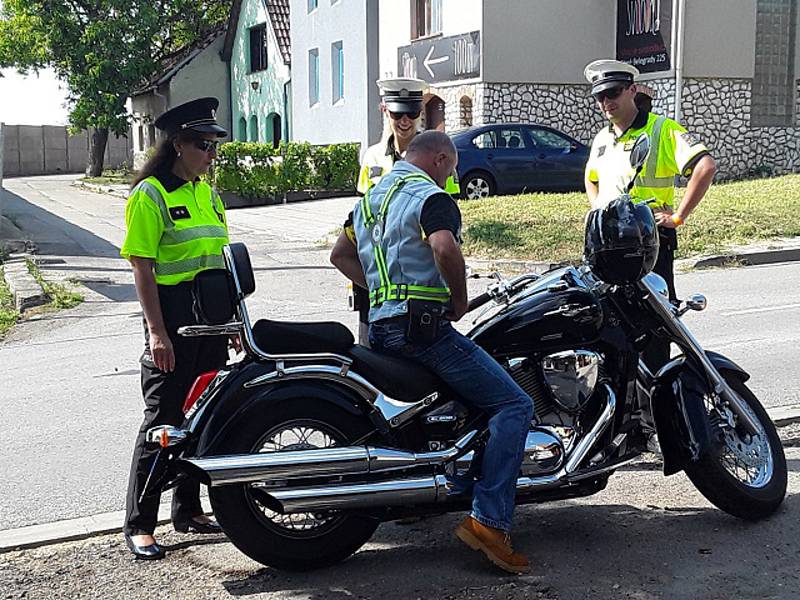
{"left": 460, "top": 174, "right": 800, "bottom": 263}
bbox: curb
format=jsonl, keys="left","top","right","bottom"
{"left": 2, "top": 405, "right": 798, "bottom": 553}
{"left": 1, "top": 253, "right": 49, "bottom": 312}
{"left": 0, "top": 498, "right": 212, "bottom": 554}
{"left": 72, "top": 179, "right": 128, "bottom": 199}
{"left": 466, "top": 240, "right": 800, "bottom": 276}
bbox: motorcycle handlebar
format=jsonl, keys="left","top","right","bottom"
{"left": 467, "top": 292, "right": 492, "bottom": 312}
{"left": 467, "top": 273, "right": 541, "bottom": 313}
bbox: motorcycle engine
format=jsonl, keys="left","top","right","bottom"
{"left": 509, "top": 351, "right": 601, "bottom": 417}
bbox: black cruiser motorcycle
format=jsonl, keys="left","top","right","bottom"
{"left": 143, "top": 135, "right": 786, "bottom": 571}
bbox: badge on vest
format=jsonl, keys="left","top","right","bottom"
{"left": 680, "top": 132, "right": 701, "bottom": 147}
{"left": 597, "top": 145, "right": 606, "bottom": 157}
{"left": 169, "top": 206, "right": 191, "bottom": 220}
{"left": 369, "top": 166, "right": 384, "bottom": 178}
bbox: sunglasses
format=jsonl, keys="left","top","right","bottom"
{"left": 389, "top": 110, "right": 421, "bottom": 120}
{"left": 593, "top": 85, "right": 630, "bottom": 103}
{"left": 192, "top": 139, "right": 219, "bottom": 153}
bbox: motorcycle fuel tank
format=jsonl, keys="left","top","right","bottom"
{"left": 469, "top": 268, "right": 604, "bottom": 357}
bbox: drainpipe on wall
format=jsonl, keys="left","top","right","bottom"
{"left": 673, "top": 0, "right": 686, "bottom": 124}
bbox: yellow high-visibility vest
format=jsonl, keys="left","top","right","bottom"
{"left": 121, "top": 176, "right": 229, "bottom": 285}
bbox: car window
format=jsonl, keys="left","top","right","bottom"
{"left": 472, "top": 131, "right": 495, "bottom": 149}
{"left": 472, "top": 128, "right": 526, "bottom": 149}
{"left": 528, "top": 128, "right": 573, "bottom": 151}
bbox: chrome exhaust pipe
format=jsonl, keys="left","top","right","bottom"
{"left": 267, "top": 475, "right": 451, "bottom": 512}
{"left": 180, "top": 431, "right": 477, "bottom": 487}
{"left": 265, "top": 386, "right": 617, "bottom": 514}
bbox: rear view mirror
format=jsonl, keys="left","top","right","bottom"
{"left": 629, "top": 133, "right": 650, "bottom": 171}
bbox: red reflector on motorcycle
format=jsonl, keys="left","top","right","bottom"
{"left": 183, "top": 370, "right": 219, "bottom": 414}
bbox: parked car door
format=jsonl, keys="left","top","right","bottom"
{"left": 472, "top": 127, "right": 534, "bottom": 194}
{"left": 523, "top": 126, "right": 588, "bottom": 191}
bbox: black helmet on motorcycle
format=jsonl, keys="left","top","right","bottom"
{"left": 584, "top": 196, "right": 659, "bottom": 285}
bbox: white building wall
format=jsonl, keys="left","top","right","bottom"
{"left": 290, "top": 0, "right": 380, "bottom": 150}
{"left": 171, "top": 36, "right": 232, "bottom": 136}
{"left": 482, "top": 0, "right": 613, "bottom": 84}
{"left": 378, "top": 0, "right": 482, "bottom": 81}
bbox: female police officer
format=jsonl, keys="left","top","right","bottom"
{"left": 121, "top": 98, "right": 230, "bottom": 559}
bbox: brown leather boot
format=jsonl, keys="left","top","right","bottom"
{"left": 455, "top": 516, "right": 530, "bottom": 574}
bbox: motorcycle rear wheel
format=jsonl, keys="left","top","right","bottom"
{"left": 684, "top": 373, "right": 787, "bottom": 520}
{"left": 209, "top": 399, "right": 379, "bottom": 571}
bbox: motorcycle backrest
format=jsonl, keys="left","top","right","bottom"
{"left": 227, "top": 242, "right": 256, "bottom": 298}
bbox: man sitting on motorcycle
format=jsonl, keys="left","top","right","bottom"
{"left": 330, "top": 131, "right": 534, "bottom": 574}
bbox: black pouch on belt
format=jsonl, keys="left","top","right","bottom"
{"left": 405, "top": 299, "right": 446, "bottom": 344}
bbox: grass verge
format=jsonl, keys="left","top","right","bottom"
{"left": 460, "top": 174, "right": 800, "bottom": 263}
{"left": 0, "top": 267, "right": 19, "bottom": 337}
{"left": 26, "top": 260, "right": 84, "bottom": 309}
{"left": 82, "top": 169, "right": 134, "bottom": 186}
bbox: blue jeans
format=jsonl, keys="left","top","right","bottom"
{"left": 369, "top": 318, "right": 534, "bottom": 532}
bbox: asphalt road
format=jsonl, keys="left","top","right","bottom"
{"left": 0, "top": 174, "right": 798, "bottom": 536}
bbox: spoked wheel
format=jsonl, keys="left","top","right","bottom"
{"left": 209, "top": 400, "right": 379, "bottom": 571}
{"left": 684, "top": 373, "right": 787, "bottom": 520}
{"left": 249, "top": 421, "right": 348, "bottom": 536}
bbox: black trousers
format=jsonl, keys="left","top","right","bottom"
{"left": 124, "top": 283, "right": 227, "bottom": 536}
{"left": 642, "top": 228, "right": 678, "bottom": 374}
{"left": 640, "top": 229, "right": 678, "bottom": 429}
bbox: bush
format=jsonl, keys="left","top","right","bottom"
{"left": 214, "top": 141, "right": 360, "bottom": 198}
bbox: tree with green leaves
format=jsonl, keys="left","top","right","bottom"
{"left": 0, "top": 0, "right": 230, "bottom": 175}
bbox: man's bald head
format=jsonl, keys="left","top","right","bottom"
{"left": 405, "top": 131, "right": 458, "bottom": 189}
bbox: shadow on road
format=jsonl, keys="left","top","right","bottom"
{"left": 2, "top": 188, "right": 121, "bottom": 258}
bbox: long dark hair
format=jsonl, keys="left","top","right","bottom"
{"left": 130, "top": 131, "right": 197, "bottom": 189}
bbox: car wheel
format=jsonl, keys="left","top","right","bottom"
{"left": 462, "top": 172, "right": 495, "bottom": 200}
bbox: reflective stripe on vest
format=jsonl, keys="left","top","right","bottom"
{"left": 632, "top": 116, "right": 677, "bottom": 208}
{"left": 636, "top": 116, "right": 673, "bottom": 189}
{"left": 154, "top": 253, "right": 225, "bottom": 277}
{"left": 365, "top": 173, "right": 450, "bottom": 308}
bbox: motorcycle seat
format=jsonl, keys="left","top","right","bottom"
{"left": 347, "top": 345, "right": 440, "bottom": 402}
{"left": 252, "top": 319, "right": 355, "bottom": 354}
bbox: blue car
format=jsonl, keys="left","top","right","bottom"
{"left": 449, "top": 123, "right": 590, "bottom": 199}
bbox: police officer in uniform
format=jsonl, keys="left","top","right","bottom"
{"left": 583, "top": 60, "right": 717, "bottom": 444}
{"left": 332, "top": 131, "right": 534, "bottom": 574}
{"left": 334, "top": 78, "right": 458, "bottom": 344}
{"left": 121, "top": 97, "right": 231, "bottom": 559}
{"left": 584, "top": 60, "right": 716, "bottom": 305}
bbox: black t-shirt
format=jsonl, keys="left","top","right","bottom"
{"left": 344, "top": 192, "right": 461, "bottom": 242}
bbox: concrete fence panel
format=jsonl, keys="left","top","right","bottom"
{"left": 18, "top": 126, "right": 45, "bottom": 176}
{"left": 67, "top": 133, "right": 89, "bottom": 173}
{"left": 43, "top": 126, "right": 68, "bottom": 174}
{"left": 2, "top": 124, "right": 131, "bottom": 177}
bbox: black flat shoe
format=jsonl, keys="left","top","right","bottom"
{"left": 173, "top": 518, "right": 223, "bottom": 534}
{"left": 124, "top": 534, "right": 166, "bottom": 560}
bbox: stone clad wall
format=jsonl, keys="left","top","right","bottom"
{"left": 437, "top": 78, "right": 800, "bottom": 181}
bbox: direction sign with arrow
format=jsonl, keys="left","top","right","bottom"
{"left": 398, "top": 31, "right": 481, "bottom": 84}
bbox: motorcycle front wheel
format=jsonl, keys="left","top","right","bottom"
{"left": 209, "top": 398, "right": 379, "bottom": 571}
{"left": 684, "top": 372, "right": 787, "bottom": 520}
